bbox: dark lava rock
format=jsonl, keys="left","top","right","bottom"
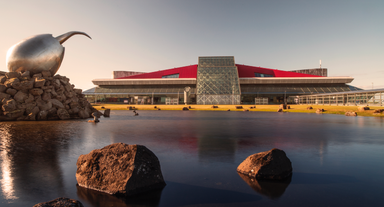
{"left": 103, "top": 108, "right": 111, "bottom": 117}
{"left": 33, "top": 197, "right": 84, "bottom": 207}
{"left": 76, "top": 143, "right": 166, "bottom": 196}
{"left": 237, "top": 148, "right": 292, "bottom": 180}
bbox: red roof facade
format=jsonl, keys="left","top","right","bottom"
{"left": 117, "top": 64, "right": 321, "bottom": 79}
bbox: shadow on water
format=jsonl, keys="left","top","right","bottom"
{"left": 76, "top": 185, "right": 163, "bottom": 207}
{"left": 237, "top": 172, "right": 291, "bottom": 200}
{"left": 77, "top": 181, "right": 261, "bottom": 207}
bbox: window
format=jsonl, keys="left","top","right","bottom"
{"left": 255, "top": 73, "right": 273, "bottom": 77}
{"left": 162, "top": 73, "right": 179, "bottom": 78}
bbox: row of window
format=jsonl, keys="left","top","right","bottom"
{"left": 254, "top": 73, "right": 273, "bottom": 77}
{"left": 162, "top": 73, "right": 179, "bottom": 78}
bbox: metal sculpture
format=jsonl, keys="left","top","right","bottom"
{"left": 6, "top": 31, "right": 91, "bottom": 75}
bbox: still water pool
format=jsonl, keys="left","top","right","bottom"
{"left": 0, "top": 110, "right": 384, "bottom": 207}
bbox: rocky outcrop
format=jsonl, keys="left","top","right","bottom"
{"left": 76, "top": 143, "right": 166, "bottom": 196}
{"left": 0, "top": 71, "right": 98, "bottom": 121}
{"left": 345, "top": 111, "right": 357, "bottom": 116}
{"left": 237, "top": 148, "right": 292, "bottom": 180}
{"left": 33, "top": 197, "right": 84, "bottom": 207}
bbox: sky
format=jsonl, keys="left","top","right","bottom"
{"left": 0, "top": 0, "right": 383, "bottom": 90}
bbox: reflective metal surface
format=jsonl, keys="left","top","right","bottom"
{"left": 6, "top": 31, "right": 91, "bottom": 75}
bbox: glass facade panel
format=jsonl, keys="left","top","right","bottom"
{"left": 162, "top": 73, "right": 179, "bottom": 78}
{"left": 254, "top": 73, "right": 273, "bottom": 77}
{"left": 197, "top": 57, "right": 241, "bottom": 104}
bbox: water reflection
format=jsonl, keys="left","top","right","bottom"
{"left": 0, "top": 121, "right": 84, "bottom": 203}
{"left": 238, "top": 173, "right": 291, "bottom": 200}
{"left": 76, "top": 185, "right": 163, "bottom": 207}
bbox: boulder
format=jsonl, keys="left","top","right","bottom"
{"left": 37, "top": 99, "right": 52, "bottom": 111}
{"left": 103, "top": 109, "right": 111, "bottom": 117}
{"left": 6, "top": 88, "right": 17, "bottom": 96}
{"left": 5, "top": 72, "right": 20, "bottom": 79}
{"left": 41, "top": 92, "right": 51, "bottom": 101}
{"left": 50, "top": 98, "right": 65, "bottom": 109}
{"left": 25, "top": 94, "right": 35, "bottom": 104}
{"left": 0, "top": 76, "right": 6, "bottom": 84}
{"left": 76, "top": 143, "right": 166, "bottom": 196}
{"left": 0, "top": 92, "right": 11, "bottom": 101}
{"left": 0, "top": 84, "right": 6, "bottom": 93}
{"left": 34, "top": 77, "right": 46, "bottom": 88}
{"left": 4, "top": 78, "right": 20, "bottom": 88}
{"left": 26, "top": 106, "right": 40, "bottom": 121}
{"left": 345, "top": 111, "right": 357, "bottom": 116}
{"left": 2, "top": 99, "right": 17, "bottom": 113}
{"left": 25, "top": 102, "right": 37, "bottom": 114}
{"left": 57, "top": 108, "right": 70, "bottom": 120}
{"left": 29, "top": 88, "right": 44, "bottom": 96}
{"left": 37, "top": 110, "right": 48, "bottom": 120}
{"left": 14, "top": 91, "right": 29, "bottom": 103}
{"left": 15, "top": 80, "right": 34, "bottom": 90}
{"left": 237, "top": 148, "right": 292, "bottom": 180}
{"left": 6, "top": 109, "right": 25, "bottom": 120}
{"left": 33, "top": 197, "right": 84, "bottom": 207}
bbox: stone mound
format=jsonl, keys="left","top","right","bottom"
{"left": 237, "top": 148, "right": 292, "bottom": 180}
{"left": 0, "top": 71, "right": 98, "bottom": 121}
{"left": 33, "top": 197, "right": 83, "bottom": 207}
{"left": 76, "top": 143, "right": 166, "bottom": 196}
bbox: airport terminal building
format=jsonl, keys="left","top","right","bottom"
{"left": 85, "top": 56, "right": 359, "bottom": 105}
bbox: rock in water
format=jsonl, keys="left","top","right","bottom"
{"left": 76, "top": 143, "right": 166, "bottom": 195}
{"left": 103, "top": 108, "right": 111, "bottom": 117}
{"left": 237, "top": 148, "right": 292, "bottom": 180}
{"left": 33, "top": 197, "right": 84, "bottom": 207}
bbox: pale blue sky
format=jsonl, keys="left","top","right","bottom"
{"left": 0, "top": 0, "right": 383, "bottom": 90}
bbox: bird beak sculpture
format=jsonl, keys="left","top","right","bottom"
{"left": 6, "top": 31, "right": 91, "bottom": 76}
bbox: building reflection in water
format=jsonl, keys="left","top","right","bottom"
{"left": 0, "top": 121, "right": 82, "bottom": 203}
{"left": 238, "top": 172, "right": 291, "bottom": 200}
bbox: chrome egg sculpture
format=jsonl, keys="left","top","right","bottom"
{"left": 6, "top": 31, "right": 91, "bottom": 75}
